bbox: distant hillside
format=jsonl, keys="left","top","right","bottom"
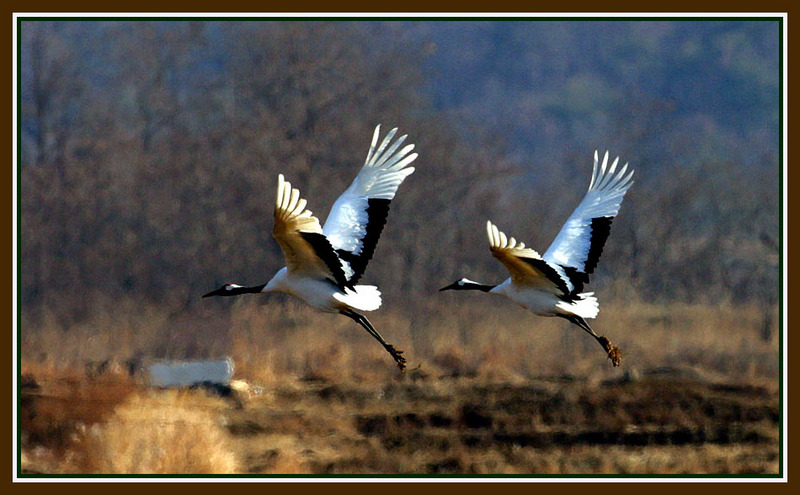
{"left": 416, "top": 20, "right": 779, "bottom": 170}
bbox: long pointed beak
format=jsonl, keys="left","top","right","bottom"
{"left": 439, "top": 283, "right": 458, "bottom": 292}
{"left": 202, "top": 289, "right": 220, "bottom": 298}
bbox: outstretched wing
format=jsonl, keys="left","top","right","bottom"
{"left": 487, "top": 220, "right": 574, "bottom": 296}
{"left": 542, "top": 150, "right": 634, "bottom": 286}
{"left": 273, "top": 174, "right": 350, "bottom": 289}
{"left": 322, "top": 125, "right": 417, "bottom": 284}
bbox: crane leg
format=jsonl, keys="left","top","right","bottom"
{"left": 560, "top": 314, "right": 622, "bottom": 367}
{"left": 340, "top": 309, "right": 406, "bottom": 372}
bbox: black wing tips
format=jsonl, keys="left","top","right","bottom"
{"left": 336, "top": 198, "right": 392, "bottom": 285}
{"left": 520, "top": 253, "right": 599, "bottom": 303}
{"left": 551, "top": 216, "right": 616, "bottom": 299}
{"left": 583, "top": 216, "right": 614, "bottom": 276}
{"left": 557, "top": 216, "right": 615, "bottom": 299}
{"left": 301, "top": 199, "right": 392, "bottom": 289}
{"left": 519, "top": 257, "right": 572, "bottom": 297}
{"left": 299, "top": 231, "right": 352, "bottom": 291}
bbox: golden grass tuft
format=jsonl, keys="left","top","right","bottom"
{"left": 84, "top": 390, "right": 239, "bottom": 474}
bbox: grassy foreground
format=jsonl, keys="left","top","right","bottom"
{"left": 18, "top": 298, "right": 781, "bottom": 476}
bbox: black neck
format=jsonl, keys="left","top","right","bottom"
{"left": 461, "top": 282, "right": 496, "bottom": 292}
{"left": 205, "top": 283, "right": 267, "bottom": 298}
{"left": 441, "top": 280, "right": 497, "bottom": 292}
{"left": 236, "top": 283, "right": 267, "bottom": 295}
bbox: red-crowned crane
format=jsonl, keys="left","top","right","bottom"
{"left": 203, "top": 125, "right": 417, "bottom": 371}
{"left": 440, "top": 151, "right": 634, "bottom": 366}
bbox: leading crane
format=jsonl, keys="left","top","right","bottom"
{"left": 203, "top": 125, "right": 417, "bottom": 371}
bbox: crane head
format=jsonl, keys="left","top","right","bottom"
{"left": 439, "top": 278, "right": 494, "bottom": 292}
{"left": 202, "top": 283, "right": 243, "bottom": 298}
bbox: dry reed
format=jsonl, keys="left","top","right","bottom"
{"left": 80, "top": 390, "right": 239, "bottom": 474}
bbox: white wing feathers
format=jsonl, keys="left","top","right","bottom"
{"left": 542, "top": 150, "right": 634, "bottom": 274}
{"left": 487, "top": 220, "right": 541, "bottom": 260}
{"left": 271, "top": 125, "right": 417, "bottom": 288}
{"left": 272, "top": 174, "right": 340, "bottom": 282}
{"left": 323, "top": 125, "right": 417, "bottom": 254}
{"left": 274, "top": 173, "right": 322, "bottom": 234}
{"left": 361, "top": 125, "right": 418, "bottom": 196}
{"left": 487, "top": 220, "right": 574, "bottom": 294}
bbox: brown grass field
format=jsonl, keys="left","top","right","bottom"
{"left": 18, "top": 297, "right": 782, "bottom": 476}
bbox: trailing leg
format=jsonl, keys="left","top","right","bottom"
{"left": 559, "top": 314, "right": 622, "bottom": 367}
{"left": 340, "top": 309, "right": 406, "bottom": 372}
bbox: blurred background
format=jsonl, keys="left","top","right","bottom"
{"left": 18, "top": 18, "right": 780, "bottom": 379}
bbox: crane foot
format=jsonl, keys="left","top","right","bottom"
{"left": 386, "top": 345, "right": 406, "bottom": 372}
{"left": 597, "top": 336, "right": 622, "bottom": 367}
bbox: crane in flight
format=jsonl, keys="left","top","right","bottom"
{"left": 204, "top": 125, "right": 417, "bottom": 371}
{"left": 440, "top": 151, "right": 634, "bottom": 367}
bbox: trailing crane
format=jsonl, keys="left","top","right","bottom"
{"left": 440, "top": 151, "right": 634, "bottom": 366}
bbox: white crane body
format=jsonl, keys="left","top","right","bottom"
{"left": 262, "top": 267, "right": 382, "bottom": 313}
{"left": 204, "top": 125, "right": 416, "bottom": 371}
{"left": 489, "top": 281, "right": 599, "bottom": 319}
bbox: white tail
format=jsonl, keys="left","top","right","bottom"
{"left": 332, "top": 285, "right": 382, "bottom": 312}
{"left": 556, "top": 292, "right": 599, "bottom": 319}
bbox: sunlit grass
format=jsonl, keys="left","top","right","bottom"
{"left": 19, "top": 296, "right": 780, "bottom": 476}
{"left": 21, "top": 294, "right": 779, "bottom": 385}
